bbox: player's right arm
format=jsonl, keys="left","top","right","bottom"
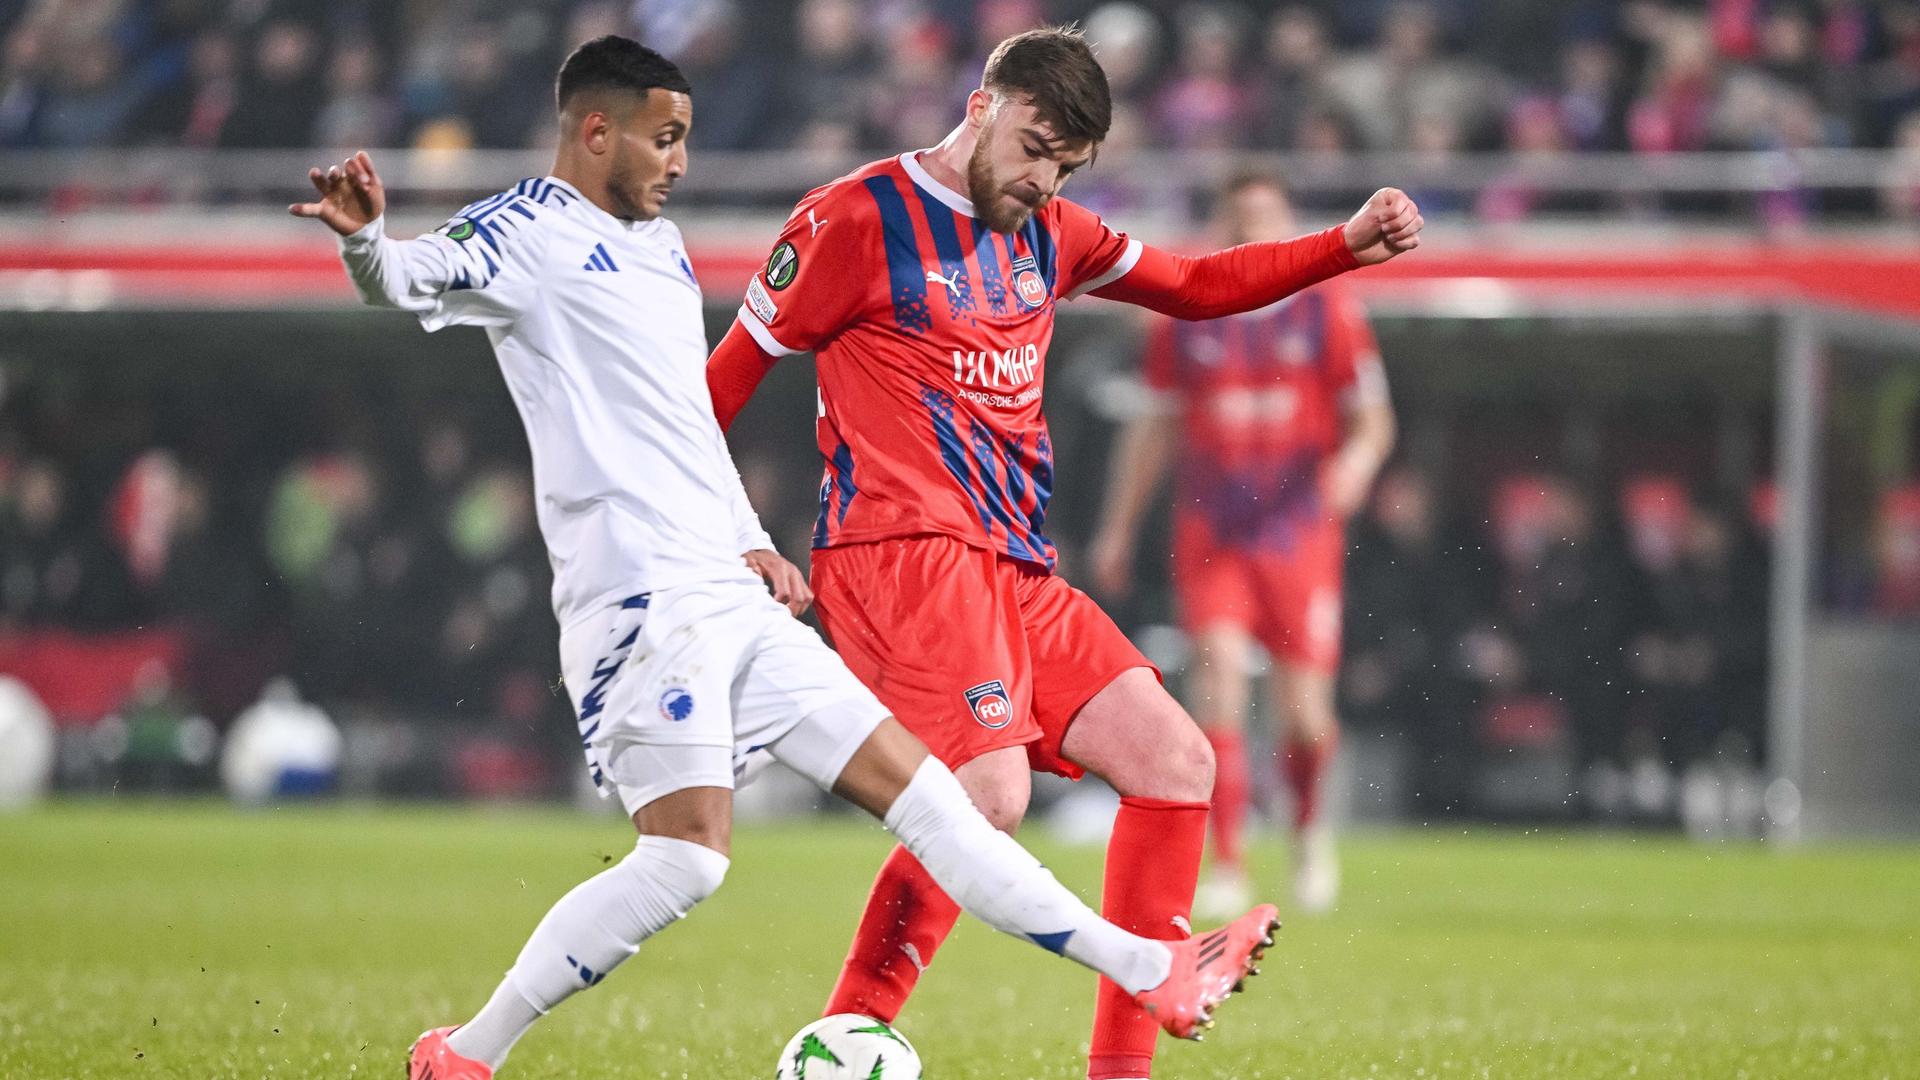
{"left": 292, "top": 151, "right": 544, "bottom": 329}
{"left": 708, "top": 320, "right": 779, "bottom": 431}
{"left": 1089, "top": 318, "right": 1181, "bottom": 598}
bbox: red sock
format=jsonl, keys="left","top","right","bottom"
{"left": 1088, "top": 796, "right": 1209, "bottom": 1080}
{"left": 1204, "top": 729, "right": 1249, "bottom": 871}
{"left": 1283, "top": 733, "right": 1338, "bottom": 829}
{"left": 822, "top": 844, "right": 961, "bottom": 1023}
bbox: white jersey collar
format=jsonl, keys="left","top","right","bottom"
{"left": 900, "top": 151, "right": 975, "bottom": 218}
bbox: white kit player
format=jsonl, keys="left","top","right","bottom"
{"left": 291, "top": 37, "right": 1278, "bottom": 1080}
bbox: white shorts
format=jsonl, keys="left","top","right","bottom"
{"left": 557, "top": 579, "right": 891, "bottom": 816}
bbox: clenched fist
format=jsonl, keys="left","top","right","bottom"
{"left": 1342, "top": 188, "right": 1423, "bottom": 266}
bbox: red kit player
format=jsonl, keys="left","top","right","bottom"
{"left": 708, "top": 29, "right": 1421, "bottom": 1080}
{"left": 1091, "top": 174, "right": 1397, "bottom": 920}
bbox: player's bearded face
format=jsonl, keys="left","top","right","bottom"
{"left": 967, "top": 103, "right": 1093, "bottom": 234}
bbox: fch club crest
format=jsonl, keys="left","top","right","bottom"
{"left": 1011, "top": 255, "right": 1046, "bottom": 310}
{"left": 964, "top": 680, "right": 1013, "bottom": 729}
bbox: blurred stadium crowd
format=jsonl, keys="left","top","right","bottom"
{"left": 5, "top": 0, "right": 1920, "bottom": 164}
{"left": 3, "top": 358, "right": 1856, "bottom": 822}
{"left": 7, "top": 0, "right": 1920, "bottom": 824}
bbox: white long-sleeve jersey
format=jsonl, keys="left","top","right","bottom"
{"left": 338, "top": 176, "right": 771, "bottom": 629}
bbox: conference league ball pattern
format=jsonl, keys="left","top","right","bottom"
{"left": 775, "top": 1014, "right": 922, "bottom": 1080}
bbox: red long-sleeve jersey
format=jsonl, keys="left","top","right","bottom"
{"left": 710, "top": 150, "right": 1361, "bottom": 571}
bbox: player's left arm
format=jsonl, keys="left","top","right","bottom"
{"left": 701, "top": 361, "right": 807, "bottom": 614}
{"left": 1086, "top": 189, "right": 1424, "bottom": 322}
{"left": 1321, "top": 293, "right": 1397, "bottom": 518}
{"left": 294, "top": 151, "right": 543, "bottom": 328}
{"left": 708, "top": 320, "right": 780, "bottom": 432}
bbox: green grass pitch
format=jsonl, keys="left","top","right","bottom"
{"left": 2, "top": 802, "right": 1915, "bottom": 1079}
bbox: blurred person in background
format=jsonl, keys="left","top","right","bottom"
{"left": 1, "top": 459, "right": 127, "bottom": 629}
{"left": 1342, "top": 463, "right": 1484, "bottom": 815}
{"left": 125, "top": 27, "right": 238, "bottom": 147}
{"left": 220, "top": 18, "right": 322, "bottom": 149}
{"left": 1090, "top": 173, "right": 1396, "bottom": 918}
{"left": 1251, "top": 4, "right": 1338, "bottom": 151}
{"left": 0, "top": 20, "right": 52, "bottom": 145}
{"left": 1488, "top": 474, "right": 1636, "bottom": 792}
{"left": 1478, "top": 94, "right": 1609, "bottom": 221}
{"left": 33, "top": 31, "right": 144, "bottom": 146}
{"left": 1627, "top": 8, "right": 1720, "bottom": 153}
{"left": 1556, "top": 36, "right": 1629, "bottom": 152}
{"left": 1872, "top": 484, "right": 1920, "bottom": 615}
{"left": 1882, "top": 109, "right": 1920, "bottom": 219}
{"left": 1151, "top": 2, "right": 1251, "bottom": 151}
{"left": 313, "top": 33, "right": 398, "bottom": 149}
{"left": 781, "top": 0, "right": 878, "bottom": 149}
{"left": 1867, "top": 1, "right": 1920, "bottom": 143}
{"left": 1619, "top": 478, "right": 1723, "bottom": 767}
{"left": 1082, "top": 2, "right": 1160, "bottom": 113}
{"left": 866, "top": 13, "right": 960, "bottom": 150}
{"left": 1324, "top": 0, "right": 1506, "bottom": 151}
{"left": 442, "top": 29, "right": 550, "bottom": 149}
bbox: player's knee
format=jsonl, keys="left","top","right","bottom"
{"left": 970, "top": 782, "right": 1030, "bottom": 832}
{"left": 1166, "top": 724, "right": 1216, "bottom": 799}
{"left": 1105, "top": 717, "right": 1214, "bottom": 801}
{"left": 628, "top": 834, "right": 731, "bottom": 910}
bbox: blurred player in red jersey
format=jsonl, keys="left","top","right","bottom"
{"left": 1090, "top": 174, "right": 1397, "bottom": 920}
{"left": 708, "top": 28, "right": 1420, "bottom": 1080}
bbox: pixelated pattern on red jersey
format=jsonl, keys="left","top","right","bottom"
{"left": 912, "top": 185, "right": 980, "bottom": 321}
{"left": 864, "top": 176, "right": 934, "bottom": 334}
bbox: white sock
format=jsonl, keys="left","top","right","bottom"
{"left": 446, "top": 834, "right": 729, "bottom": 1068}
{"left": 883, "top": 758, "right": 1171, "bottom": 994}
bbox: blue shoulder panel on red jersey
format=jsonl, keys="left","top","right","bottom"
{"left": 910, "top": 185, "right": 980, "bottom": 323}
{"left": 862, "top": 176, "right": 933, "bottom": 335}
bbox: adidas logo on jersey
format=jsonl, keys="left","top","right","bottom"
{"left": 583, "top": 243, "right": 620, "bottom": 272}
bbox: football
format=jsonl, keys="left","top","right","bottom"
{"left": 774, "top": 1014, "right": 922, "bottom": 1080}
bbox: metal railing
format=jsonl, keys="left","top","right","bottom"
{"left": 5, "top": 148, "right": 1917, "bottom": 226}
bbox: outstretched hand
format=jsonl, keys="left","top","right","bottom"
{"left": 745, "top": 548, "right": 813, "bottom": 617}
{"left": 1343, "top": 188, "right": 1424, "bottom": 265}
{"left": 289, "top": 150, "right": 385, "bottom": 236}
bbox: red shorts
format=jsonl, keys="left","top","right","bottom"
{"left": 811, "top": 535, "right": 1156, "bottom": 779}
{"left": 1171, "top": 514, "right": 1346, "bottom": 673}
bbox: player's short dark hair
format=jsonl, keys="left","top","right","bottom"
{"left": 982, "top": 27, "right": 1112, "bottom": 146}
{"left": 555, "top": 35, "right": 690, "bottom": 111}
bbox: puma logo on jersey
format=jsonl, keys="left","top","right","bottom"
{"left": 926, "top": 268, "right": 963, "bottom": 295}
{"left": 951, "top": 343, "right": 1040, "bottom": 389}
{"left": 808, "top": 209, "right": 828, "bottom": 236}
